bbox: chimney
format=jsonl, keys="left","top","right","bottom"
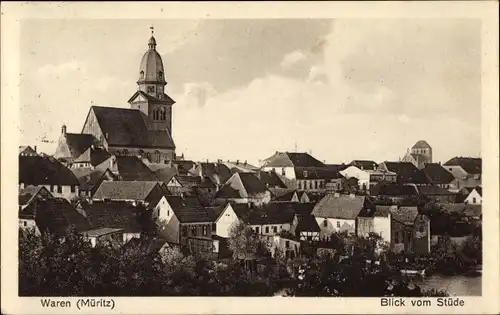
{"left": 236, "top": 159, "right": 239, "bottom": 164}
{"left": 34, "top": 145, "right": 37, "bottom": 153}
{"left": 244, "top": 160, "right": 247, "bottom": 166}
{"left": 61, "top": 125, "right": 67, "bottom": 136}
{"left": 90, "top": 144, "right": 95, "bottom": 150}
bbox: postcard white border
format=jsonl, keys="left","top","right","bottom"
{"left": 1, "top": 1, "right": 498, "bottom": 314}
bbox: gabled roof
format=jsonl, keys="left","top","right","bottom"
{"left": 474, "top": 186, "right": 482, "bottom": 197}
{"left": 176, "top": 207, "right": 216, "bottom": 223}
{"left": 350, "top": 160, "right": 378, "bottom": 170}
{"left": 215, "top": 173, "right": 269, "bottom": 199}
{"left": 82, "top": 201, "right": 150, "bottom": 233}
{"left": 26, "top": 198, "right": 92, "bottom": 236}
{"left": 19, "top": 155, "right": 79, "bottom": 185}
{"left": 370, "top": 182, "right": 419, "bottom": 196}
{"left": 262, "top": 152, "right": 326, "bottom": 168}
{"left": 294, "top": 166, "right": 343, "bottom": 180}
{"left": 71, "top": 167, "right": 116, "bottom": 191}
{"left": 422, "top": 163, "right": 455, "bottom": 184}
{"left": 311, "top": 194, "right": 372, "bottom": 220}
{"left": 269, "top": 188, "right": 297, "bottom": 201}
{"left": 325, "top": 164, "right": 349, "bottom": 172}
{"left": 443, "top": 157, "right": 482, "bottom": 175}
{"left": 256, "top": 171, "right": 287, "bottom": 188}
{"left": 154, "top": 166, "right": 178, "bottom": 184}
{"left": 230, "top": 202, "right": 315, "bottom": 225}
{"left": 127, "top": 90, "right": 175, "bottom": 105}
{"left": 226, "top": 161, "right": 259, "bottom": 172}
{"left": 174, "top": 160, "right": 197, "bottom": 175}
{"left": 89, "top": 106, "right": 175, "bottom": 149}
{"left": 19, "top": 186, "right": 53, "bottom": 208}
{"left": 412, "top": 140, "right": 432, "bottom": 149}
{"left": 380, "top": 162, "right": 429, "bottom": 184}
{"left": 418, "top": 185, "right": 455, "bottom": 196}
{"left": 96, "top": 156, "right": 158, "bottom": 181}
{"left": 73, "top": 146, "right": 110, "bottom": 166}
{"left": 176, "top": 175, "right": 202, "bottom": 187}
{"left": 392, "top": 206, "right": 419, "bottom": 225}
{"left": 93, "top": 181, "right": 162, "bottom": 203}
{"left": 54, "top": 133, "right": 96, "bottom": 161}
{"left": 294, "top": 214, "right": 321, "bottom": 232}
{"left": 198, "top": 162, "right": 233, "bottom": 185}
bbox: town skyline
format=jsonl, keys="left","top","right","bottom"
{"left": 20, "top": 19, "right": 481, "bottom": 164}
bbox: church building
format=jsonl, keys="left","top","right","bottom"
{"left": 55, "top": 27, "right": 176, "bottom": 164}
{"left": 400, "top": 140, "right": 433, "bottom": 169}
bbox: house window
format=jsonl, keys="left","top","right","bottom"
{"left": 281, "top": 168, "right": 286, "bottom": 176}
{"left": 155, "top": 151, "right": 161, "bottom": 163}
{"left": 140, "top": 71, "right": 144, "bottom": 79}
{"left": 323, "top": 220, "right": 327, "bottom": 227}
{"left": 273, "top": 226, "right": 277, "bottom": 233}
{"left": 472, "top": 197, "right": 477, "bottom": 204}
{"left": 212, "top": 223, "right": 216, "bottom": 231}
{"left": 182, "top": 226, "right": 188, "bottom": 236}
{"left": 255, "top": 227, "right": 260, "bottom": 234}
{"left": 265, "top": 226, "right": 269, "bottom": 233}
{"left": 23, "top": 221, "right": 27, "bottom": 227}
{"left": 336, "top": 221, "right": 340, "bottom": 228}
{"left": 190, "top": 226, "right": 197, "bottom": 236}
{"left": 50, "top": 185, "right": 54, "bottom": 192}
{"left": 285, "top": 241, "right": 290, "bottom": 248}
{"left": 57, "top": 186, "right": 62, "bottom": 193}
{"left": 298, "top": 181, "right": 302, "bottom": 190}
{"left": 303, "top": 170, "right": 308, "bottom": 178}
{"left": 202, "top": 225, "right": 208, "bottom": 236}
{"left": 70, "top": 185, "right": 76, "bottom": 193}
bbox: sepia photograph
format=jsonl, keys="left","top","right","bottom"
{"left": 1, "top": 1, "right": 499, "bottom": 314}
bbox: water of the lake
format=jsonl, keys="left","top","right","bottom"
{"left": 416, "top": 274, "right": 482, "bottom": 296}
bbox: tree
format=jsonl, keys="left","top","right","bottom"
{"left": 227, "top": 221, "right": 268, "bottom": 261}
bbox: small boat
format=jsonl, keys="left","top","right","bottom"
{"left": 400, "top": 269, "right": 426, "bottom": 276}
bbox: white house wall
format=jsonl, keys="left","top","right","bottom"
{"left": 215, "top": 204, "right": 240, "bottom": 238}
{"left": 315, "top": 217, "right": 356, "bottom": 236}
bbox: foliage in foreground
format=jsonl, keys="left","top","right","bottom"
{"left": 19, "top": 228, "right": 448, "bottom": 297}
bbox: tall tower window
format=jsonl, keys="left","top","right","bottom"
{"left": 140, "top": 71, "right": 144, "bottom": 79}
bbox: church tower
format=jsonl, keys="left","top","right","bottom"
{"left": 128, "top": 26, "right": 175, "bottom": 136}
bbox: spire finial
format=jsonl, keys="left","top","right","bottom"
{"left": 150, "top": 25, "right": 154, "bottom": 36}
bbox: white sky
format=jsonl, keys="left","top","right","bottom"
{"left": 20, "top": 19, "right": 481, "bottom": 165}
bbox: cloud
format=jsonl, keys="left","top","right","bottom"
{"left": 280, "top": 50, "right": 307, "bottom": 69}
{"left": 177, "top": 82, "right": 217, "bottom": 108}
{"left": 36, "top": 60, "right": 87, "bottom": 77}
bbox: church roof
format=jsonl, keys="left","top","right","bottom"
{"left": 412, "top": 140, "right": 431, "bottom": 149}
{"left": 90, "top": 106, "right": 175, "bottom": 149}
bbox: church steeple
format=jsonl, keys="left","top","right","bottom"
{"left": 129, "top": 26, "right": 176, "bottom": 137}
{"left": 148, "top": 26, "right": 157, "bottom": 50}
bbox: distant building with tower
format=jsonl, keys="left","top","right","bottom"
{"left": 55, "top": 27, "right": 176, "bottom": 164}
{"left": 401, "top": 140, "right": 432, "bottom": 169}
